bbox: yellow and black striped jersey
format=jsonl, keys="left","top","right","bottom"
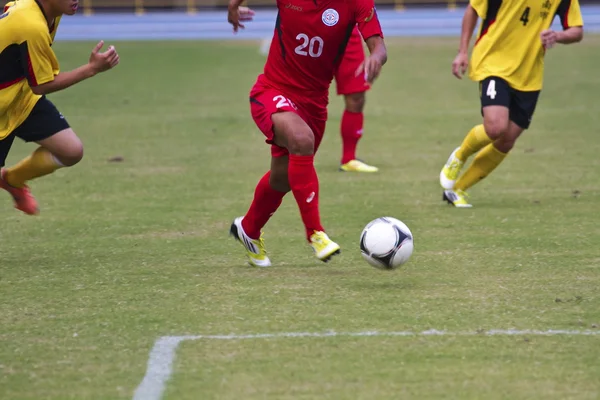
{"left": 0, "top": 0, "right": 62, "bottom": 139}
{"left": 469, "top": 0, "right": 583, "bottom": 91}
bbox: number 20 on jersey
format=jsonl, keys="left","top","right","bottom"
{"left": 295, "top": 34, "right": 324, "bottom": 58}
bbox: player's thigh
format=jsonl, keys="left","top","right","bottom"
{"left": 13, "top": 96, "right": 83, "bottom": 164}
{"left": 480, "top": 77, "right": 511, "bottom": 139}
{"left": 0, "top": 134, "right": 16, "bottom": 168}
{"left": 250, "top": 85, "right": 303, "bottom": 153}
{"left": 509, "top": 89, "right": 540, "bottom": 130}
{"left": 271, "top": 112, "right": 315, "bottom": 155}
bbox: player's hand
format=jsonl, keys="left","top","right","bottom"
{"left": 541, "top": 29, "right": 559, "bottom": 49}
{"left": 228, "top": 5, "right": 254, "bottom": 33}
{"left": 452, "top": 51, "right": 469, "bottom": 79}
{"left": 88, "top": 41, "right": 119, "bottom": 73}
{"left": 356, "top": 55, "right": 383, "bottom": 84}
{"left": 238, "top": 6, "right": 255, "bottom": 22}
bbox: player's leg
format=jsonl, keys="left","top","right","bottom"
{"left": 454, "top": 89, "right": 539, "bottom": 193}
{"left": 271, "top": 111, "right": 340, "bottom": 261}
{"left": 442, "top": 78, "right": 512, "bottom": 207}
{"left": 1, "top": 97, "right": 77, "bottom": 215}
{"left": 231, "top": 154, "right": 289, "bottom": 267}
{"left": 442, "top": 106, "right": 511, "bottom": 208}
{"left": 338, "top": 91, "right": 378, "bottom": 172}
{"left": 241, "top": 155, "right": 290, "bottom": 239}
{"left": 453, "top": 121, "right": 521, "bottom": 192}
{"left": 440, "top": 77, "right": 511, "bottom": 191}
{"left": 230, "top": 87, "right": 293, "bottom": 267}
{"left": 341, "top": 92, "right": 365, "bottom": 166}
{"left": 232, "top": 84, "right": 338, "bottom": 265}
{"left": 0, "top": 134, "right": 30, "bottom": 212}
{"left": 335, "top": 31, "right": 377, "bottom": 173}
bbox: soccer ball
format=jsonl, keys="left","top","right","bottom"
{"left": 359, "top": 217, "right": 414, "bottom": 270}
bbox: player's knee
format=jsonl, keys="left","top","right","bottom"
{"left": 494, "top": 137, "right": 515, "bottom": 153}
{"left": 345, "top": 93, "right": 365, "bottom": 113}
{"left": 483, "top": 119, "right": 509, "bottom": 140}
{"left": 54, "top": 141, "right": 84, "bottom": 167}
{"left": 287, "top": 132, "right": 315, "bottom": 156}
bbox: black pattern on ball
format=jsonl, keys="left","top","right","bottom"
{"left": 359, "top": 230, "right": 369, "bottom": 255}
{"left": 369, "top": 223, "right": 411, "bottom": 269}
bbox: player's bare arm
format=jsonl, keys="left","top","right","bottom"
{"left": 541, "top": 26, "right": 583, "bottom": 49}
{"left": 31, "top": 41, "right": 119, "bottom": 95}
{"left": 357, "top": 35, "right": 387, "bottom": 84}
{"left": 227, "top": 0, "right": 255, "bottom": 33}
{"left": 452, "top": 5, "right": 478, "bottom": 79}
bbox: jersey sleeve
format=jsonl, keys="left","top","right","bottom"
{"left": 469, "top": 0, "right": 488, "bottom": 18}
{"left": 355, "top": 0, "right": 383, "bottom": 40}
{"left": 4, "top": 1, "right": 16, "bottom": 12}
{"left": 18, "top": 25, "right": 56, "bottom": 86}
{"left": 556, "top": 0, "right": 584, "bottom": 29}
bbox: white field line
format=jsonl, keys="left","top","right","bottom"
{"left": 132, "top": 329, "right": 600, "bottom": 400}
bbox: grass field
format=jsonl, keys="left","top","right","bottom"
{"left": 1, "top": 36, "right": 600, "bottom": 400}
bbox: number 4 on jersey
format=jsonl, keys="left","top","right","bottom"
{"left": 486, "top": 80, "right": 497, "bottom": 100}
{"left": 520, "top": 7, "right": 530, "bottom": 26}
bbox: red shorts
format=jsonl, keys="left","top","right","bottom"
{"left": 250, "top": 75, "right": 327, "bottom": 157}
{"left": 334, "top": 27, "right": 369, "bottom": 96}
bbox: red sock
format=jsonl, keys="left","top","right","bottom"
{"left": 340, "top": 110, "right": 364, "bottom": 164}
{"left": 288, "top": 154, "right": 324, "bottom": 240}
{"left": 242, "top": 171, "right": 287, "bottom": 239}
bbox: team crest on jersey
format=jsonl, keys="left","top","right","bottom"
{"left": 322, "top": 8, "right": 339, "bottom": 26}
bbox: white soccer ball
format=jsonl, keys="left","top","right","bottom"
{"left": 359, "top": 217, "right": 414, "bottom": 270}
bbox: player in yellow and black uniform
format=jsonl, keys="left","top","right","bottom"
{"left": 0, "top": 0, "right": 119, "bottom": 215}
{"left": 439, "top": 0, "right": 584, "bottom": 207}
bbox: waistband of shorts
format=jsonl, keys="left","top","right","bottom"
{"left": 256, "top": 75, "right": 328, "bottom": 102}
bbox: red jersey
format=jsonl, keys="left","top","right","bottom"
{"left": 262, "top": 0, "right": 383, "bottom": 98}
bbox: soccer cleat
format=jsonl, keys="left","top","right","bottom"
{"left": 339, "top": 159, "right": 379, "bottom": 173}
{"left": 443, "top": 189, "right": 473, "bottom": 208}
{"left": 0, "top": 168, "right": 39, "bottom": 215}
{"left": 309, "top": 231, "right": 341, "bottom": 262}
{"left": 440, "top": 147, "right": 464, "bottom": 189}
{"left": 229, "top": 217, "right": 272, "bottom": 267}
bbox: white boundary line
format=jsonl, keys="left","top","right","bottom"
{"left": 132, "top": 329, "right": 600, "bottom": 400}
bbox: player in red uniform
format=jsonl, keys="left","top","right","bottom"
{"left": 335, "top": 26, "right": 378, "bottom": 173}
{"left": 227, "top": 0, "right": 387, "bottom": 267}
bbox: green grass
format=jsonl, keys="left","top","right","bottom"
{"left": 1, "top": 37, "right": 599, "bottom": 400}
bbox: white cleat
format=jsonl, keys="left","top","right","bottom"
{"left": 229, "top": 217, "right": 272, "bottom": 267}
{"left": 440, "top": 147, "right": 464, "bottom": 190}
{"left": 443, "top": 189, "right": 473, "bottom": 208}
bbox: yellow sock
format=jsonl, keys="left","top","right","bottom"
{"left": 455, "top": 124, "right": 493, "bottom": 162}
{"left": 4, "top": 147, "right": 63, "bottom": 188}
{"left": 455, "top": 143, "right": 508, "bottom": 191}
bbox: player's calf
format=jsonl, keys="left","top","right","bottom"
{"left": 269, "top": 156, "right": 291, "bottom": 193}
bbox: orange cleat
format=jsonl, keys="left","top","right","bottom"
{"left": 0, "top": 169, "right": 39, "bottom": 215}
